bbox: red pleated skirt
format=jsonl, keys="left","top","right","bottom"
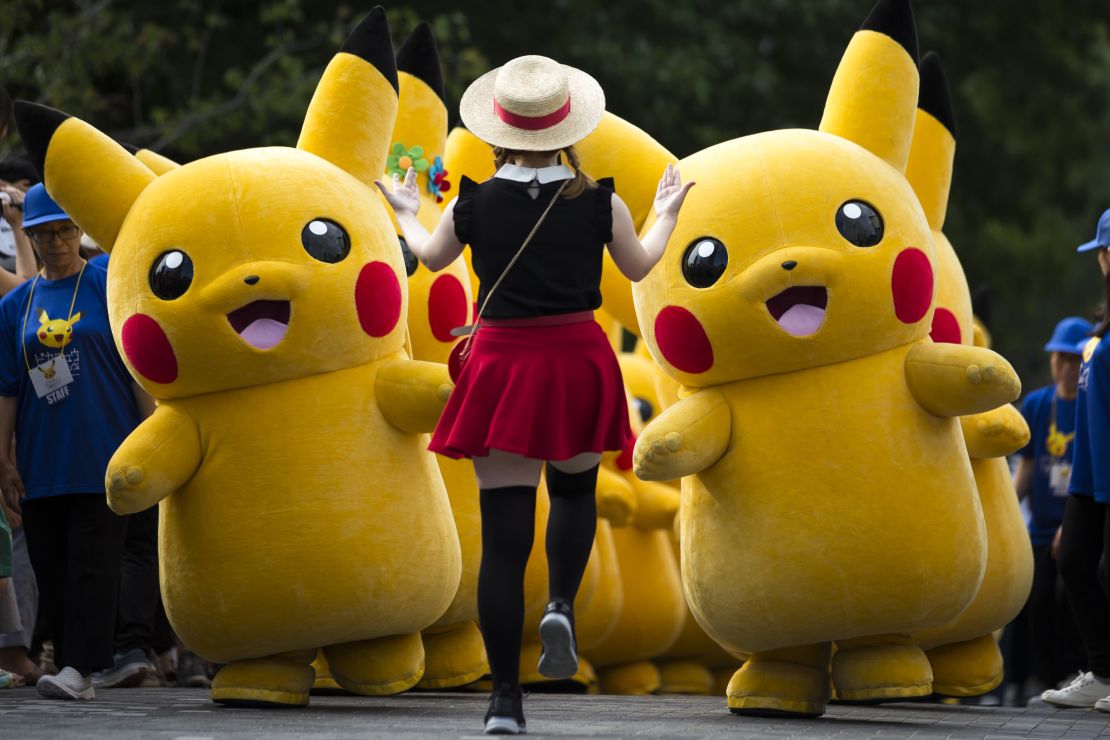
{"left": 429, "top": 312, "right": 632, "bottom": 461}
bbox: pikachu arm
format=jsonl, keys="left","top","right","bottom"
{"left": 960, "top": 404, "right": 1031, "bottom": 460}
{"left": 629, "top": 476, "right": 680, "bottom": 531}
{"left": 595, "top": 463, "right": 638, "bottom": 527}
{"left": 106, "top": 404, "right": 201, "bottom": 515}
{"left": 632, "top": 390, "right": 731, "bottom": 482}
{"left": 904, "top": 342, "right": 1021, "bottom": 419}
{"left": 375, "top": 358, "right": 453, "bottom": 434}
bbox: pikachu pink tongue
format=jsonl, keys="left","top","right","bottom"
{"left": 239, "top": 318, "right": 288, "bottom": 350}
{"left": 777, "top": 304, "right": 826, "bottom": 337}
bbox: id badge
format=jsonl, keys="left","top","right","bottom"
{"left": 1049, "top": 461, "right": 1072, "bottom": 498}
{"left": 28, "top": 357, "right": 74, "bottom": 405}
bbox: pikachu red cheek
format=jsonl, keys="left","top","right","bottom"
{"left": 930, "top": 307, "right": 961, "bottom": 344}
{"left": 891, "top": 247, "right": 934, "bottom": 325}
{"left": 427, "top": 274, "right": 468, "bottom": 343}
{"left": 355, "top": 261, "right": 402, "bottom": 338}
{"left": 654, "top": 305, "right": 714, "bottom": 374}
{"left": 121, "top": 313, "right": 178, "bottom": 384}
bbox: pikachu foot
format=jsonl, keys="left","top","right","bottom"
{"left": 926, "top": 634, "right": 1003, "bottom": 698}
{"left": 727, "top": 644, "right": 831, "bottom": 717}
{"left": 323, "top": 632, "right": 425, "bottom": 696}
{"left": 417, "top": 621, "right": 488, "bottom": 690}
{"left": 309, "top": 651, "right": 344, "bottom": 693}
{"left": 833, "top": 634, "right": 933, "bottom": 702}
{"left": 658, "top": 659, "right": 714, "bottom": 695}
{"left": 597, "top": 660, "right": 662, "bottom": 695}
{"left": 211, "top": 649, "right": 316, "bottom": 707}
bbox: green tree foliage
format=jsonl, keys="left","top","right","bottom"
{"left": 2, "top": 0, "right": 1107, "bottom": 386}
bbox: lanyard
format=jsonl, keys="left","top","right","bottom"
{"left": 20, "top": 261, "right": 87, "bottom": 373}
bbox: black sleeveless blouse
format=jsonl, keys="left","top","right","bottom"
{"left": 452, "top": 175, "right": 615, "bottom": 319}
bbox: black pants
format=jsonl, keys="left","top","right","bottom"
{"left": 1026, "top": 543, "right": 1086, "bottom": 686}
{"left": 477, "top": 464, "right": 599, "bottom": 687}
{"left": 116, "top": 506, "right": 173, "bottom": 655}
{"left": 21, "top": 494, "right": 128, "bottom": 674}
{"left": 1056, "top": 495, "right": 1110, "bottom": 677}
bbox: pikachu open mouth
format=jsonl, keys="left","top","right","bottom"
{"left": 766, "top": 286, "right": 828, "bottom": 337}
{"left": 227, "top": 300, "right": 291, "bottom": 350}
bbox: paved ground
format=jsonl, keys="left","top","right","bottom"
{"left": 1, "top": 688, "right": 1109, "bottom": 739}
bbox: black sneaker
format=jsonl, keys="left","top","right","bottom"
{"left": 484, "top": 682, "right": 526, "bottom": 735}
{"left": 537, "top": 599, "right": 578, "bottom": 680}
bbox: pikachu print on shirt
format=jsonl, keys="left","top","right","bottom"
{"left": 25, "top": 287, "right": 85, "bottom": 405}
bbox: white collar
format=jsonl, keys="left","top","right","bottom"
{"left": 494, "top": 163, "right": 574, "bottom": 184}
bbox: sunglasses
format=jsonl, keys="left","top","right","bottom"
{"left": 25, "top": 224, "right": 80, "bottom": 244}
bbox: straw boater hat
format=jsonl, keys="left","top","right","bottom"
{"left": 459, "top": 55, "right": 605, "bottom": 152}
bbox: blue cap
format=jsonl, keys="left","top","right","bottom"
{"left": 1078, "top": 208, "right": 1110, "bottom": 253}
{"left": 1045, "top": 316, "right": 1094, "bottom": 354}
{"left": 21, "top": 183, "right": 70, "bottom": 229}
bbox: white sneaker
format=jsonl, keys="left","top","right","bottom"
{"left": 1040, "top": 671, "right": 1110, "bottom": 708}
{"left": 37, "top": 667, "right": 94, "bottom": 700}
{"left": 1095, "top": 695, "right": 1110, "bottom": 713}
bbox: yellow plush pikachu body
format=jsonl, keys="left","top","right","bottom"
{"left": 631, "top": 0, "right": 1020, "bottom": 717}
{"left": 584, "top": 352, "right": 687, "bottom": 696}
{"left": 386, "top": 23, "right": 486, "bottom": 691}
{"left": 15, "top": 9, "right": 461, "bottom": 707}
{"left": 901, "top": 53, "right": 1032, "bottom": 697}
{"left": 620, "top": 351, "right": 740, "bottom": 696}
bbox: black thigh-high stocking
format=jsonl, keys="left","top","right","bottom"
{"left": 544, "top": 463, "right": 599, "bottom": 605}
{"left": 477, "top": 485, "right": 536, "bottom": 687}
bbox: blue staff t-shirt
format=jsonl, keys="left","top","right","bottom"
{"left": 1019, "top": 384, "right": 1077, "bottom": 546}
{"left": 0, "top": 264, "right": 141, "bottom": 499}
{"left": 1070, "top": 335, "right": 1110, "bottom": 503}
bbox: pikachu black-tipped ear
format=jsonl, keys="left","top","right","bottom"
{"left": 397, "top": 23, "right": 445, "bottom": 104}
{"left": 906, "top": 51, "right": 956, "bottom": 230}
{"left": 297, "top": 6, "right": 399, "bottom": 185}
{"left": 819, "top": 0, "right": 919, "bottom": 172}
{"left": 14, "top": 102, "right": 156, "bottom": 253}
{"left": 392, "top": 22, "right": 448, "bottom": 165}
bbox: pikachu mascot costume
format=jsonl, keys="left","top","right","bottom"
{"left": 582, "top": 329, "right": 687, "bottom": 696}
{"left": 620, "top": 351, "right": 741, "bottom": 696}
{"left": 14, "top": 8, "right": 461, "bottom": 706}
{"left": 386, "top": 22, "right": 487, "bottom": 691}
{"left": 901, "top": 52, "right": 1033, "bottom": 698}
{"left": 631, "top": 0, "right": 1021, "bottom": 717}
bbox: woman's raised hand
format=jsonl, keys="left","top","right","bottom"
{"left": 653, "top": 164, "right": 695, "bottom": 220}
{"left": 374, "top": 167, "right": 421, "bottom": 217}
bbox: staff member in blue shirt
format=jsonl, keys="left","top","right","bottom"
{"left": 1042, "top": 209, "right": 1110, "bottom": 711}
{"left": 0, "top": 185, "right": 152, "bottom": 701}
{"left": 1016, "top": 317, "right": 1091, "bottom": 690}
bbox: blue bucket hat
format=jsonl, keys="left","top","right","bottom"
{"left": 1045, "top": 316, "right": 1094, "bottom": 354}
{"left": 1077, "top": 208, "right": 1110, "bottom": 253}
{"left": 21, "top": 183, "right": 70, "bottom": 229}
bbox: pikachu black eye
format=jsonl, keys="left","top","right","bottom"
{"left": 301, "top": 219, "right": 350, "bottom": 263}
{"left": 682, "top": 237, "right": 728, "bottom": 288}
{"left": 634, "top": 396, "right": 654, "bottom": 424}
{"left": 835, "top": 200, "right": 883, "bottom": 247}
{"left": 398, "top": 236, "right": 419, "bottom": 277}
{"left": 149, "top": 250, "right": 194, "bottom": 300}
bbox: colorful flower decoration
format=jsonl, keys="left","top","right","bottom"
{"left": 427, "top": 156, "right": 452, "bottom": 204}
{"left": 387, "top": 142, "right": 429, "bottom": 178}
